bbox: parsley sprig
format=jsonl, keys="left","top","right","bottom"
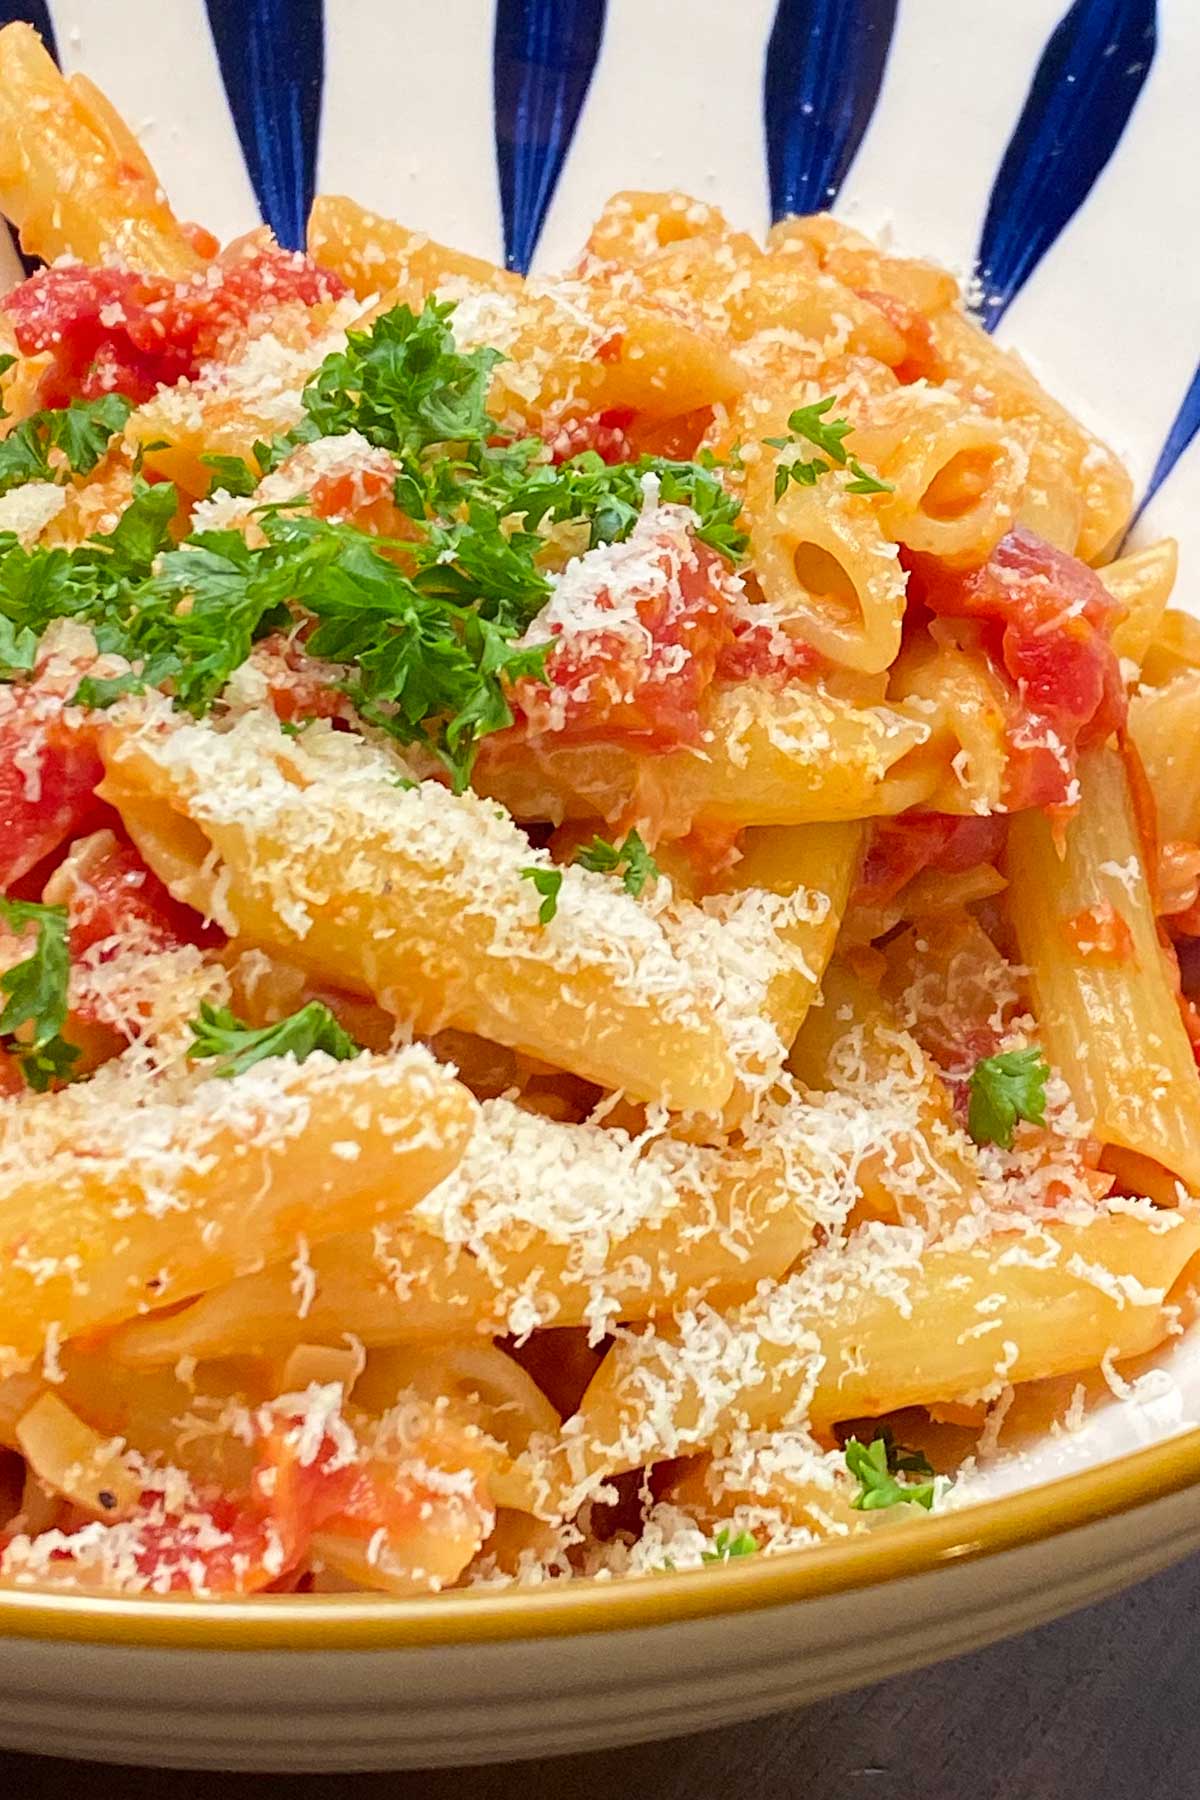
{"left": 0, "top": 394, "right": 132, "bottom": 499}
{"left": 701, "top": 1527, "right": 758, "bottom": 1562}
{"left": 520, "top": 865, "right": 563, "bottom": 925}
{"left": 765, "top": 395, "right": 894, "bottom": 503}
{"left": 0, "top": 897, "right": 81, "bottom": 1092}
{"left": 967, "top": 1046, "right": 1050, "bottom": 1150}
{"left": 187, "top": 1000, "right": 361, "bottom": 1079}
{"left": 844, "top": 1431, "right": 938, "bottom": 1512}
{"left": 573, "top": 829, "right": 660, "bottom": 897}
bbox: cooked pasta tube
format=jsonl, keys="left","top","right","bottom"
{"left": 692, "top": 820, "right": 862, "bottom": 1115}
{"left": 1140, "top": 608, "right": 1200, "bottom": 689}
{"left": 1129, "top": 672, "right": 1200, "bottom": 846}
{"left": 1007, "top": 745, "right": 1200, "bottom": 1193}
{"left": 788, "top": 960, "right": 980, "bottom": 1231}
{"left": 100, "top": 706, "right": 733, "bottom": 1112}
{"left": 743, "top": 450, "right": 906, "bottom": 673}
{"left": 1105, "top": 538, "right": 1179, "bottom": 663}
{"left": 534, "top": 1206, "right": 1200, "bottom": 1507}
{"left": 15, "top": 1392, "right": 145, "bottom": 1520}
{"left": 886, "top": 631, "right": 1010, "bottom": 815}
{"left": 0, "top": 1042, "right": 473, "bottom": 1364}
{"left": 767, "top": 214, "right": 961, "bottom": 321}
{"left": 107, "top": 1096, "right": 828, "bottom": 1362}
{"left": 476, "top": 680, "right": 936, "bottom": 833}
{"left": 127, "top": 293, "right": 364, "bottom": 497}
{"left": 853, "top": 388, "right": 1029, "bottom": 567}
{"left": 308, "top": 193, "right": 524, "bottom": 303}
{"left": 0, "top": 22, "right": 202, "bottom": 275}
{"left": 931, "top": 310, "right": 1131, "bottom": 563}
{"left": 309, "top": 197, "right": 745, "bottom": 430}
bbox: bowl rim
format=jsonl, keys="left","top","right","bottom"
{"left": 1, "top": 1421, "right": 1198, "bottom": 1650}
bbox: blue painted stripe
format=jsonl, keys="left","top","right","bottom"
{"left": 205, "top": 0, "right": 325, "bottom": 251}
{"left": 1132, "top": 361, "right": 1200, "bottom": 528}
{"left": 976, "top": 0, "right": 1156, "bottom": 327}
{"left": 764, "top": 0, "right": 897, "bottom": 219}
{"left": 493, "top": 0, "right": 606, "bottom": 273}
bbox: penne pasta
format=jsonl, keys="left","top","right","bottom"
{"left": 0, "top": 1043, "right": 473, "bottom": 1364}
{"left": 100, "top": 706, "right": 734, "bottom": 1112}
{"left": 107, "top": 1095, "right": 829, "bottom": 1361}
{"left": 0, "top": 42, "right": 1193, "bottom": 1594}
{"left": 1007, "top": 745, "right": 1200, "bottom": 1193}
{"left": 476, "top": 680, "right": 937, "bottom": 834}
{"left": 536, "top": 1205, "right": 1200, "bottom": 1507}
{"left": 0, "top": 24, "right": 202, "bottom": 275}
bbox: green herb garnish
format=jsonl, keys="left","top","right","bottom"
{"left": 0, "top": 394, "right": 131, "bottom": 498}
{"left": 186, "top": 1000, "right": 361, "bottom": 1080}
{"left": 701, "top": 1527, "right": 759, "bottom": 1563}
{"left": 967, "top": 1047, "right": 1050, "bottom": 1150}
{"left": 573, "top": 828, "right": 660, "bottom": 897}
{"left": 0, "top": 897, "right": 80, "bottom": 1092}
{"left": 844, "top": 1432, "right": 938, "bottom": 1512}
{"left": 521, "top": 865, "right": 563, "bottom": 925}
{"left": 765, "top": 394, "right": 893, "bottom": 503}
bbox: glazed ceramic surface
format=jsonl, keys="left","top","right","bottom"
{"left": 0, "top": 0, "right": 1199, "bottom": 1769}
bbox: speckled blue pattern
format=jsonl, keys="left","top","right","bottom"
{"left": 205, "top": 0, "right": 324, "bottom": 252}
{"left": 763, "top": 0, "right": 897, "bottom": 219}
{"left": 975, "top": 0, "right": 1157, "bottom": 325}
{"left": 0, "top": 0, "right": 1193, "bottom": 525}
{"left": 494, "top": 0, "right": 606, "bottom": 274}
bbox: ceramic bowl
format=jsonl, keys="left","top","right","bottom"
{"left": 1, "top": 0, "right": 1198, "bottom": 1770}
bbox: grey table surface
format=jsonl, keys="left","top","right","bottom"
{"left": 2, "top": 1552, "right": 1198, "bottom": 1798}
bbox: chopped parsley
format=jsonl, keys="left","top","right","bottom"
{"left": 187, "top": 999, "right": 361, "bottom": 1079}
{"left": 200, "top": 453, "right": 260, "bottom": 499}
{"left": 0, "top": 299, "right": 746, "bottom": 787}
{"left": 0, "top": 394, "right": 132, "bottom": 498}
{"left": 0, "top": 897, "right": 80, "bottom": 1092}
{"left": 844, "top": 1431, "right": 938, "bottom": 1512}
{"left": 520, "top": 865, "right": 563, "bottom": 925}
{"left": 701, "top": 1527, "right": 758, "bottom": 1563}
{"left": 573, "top": 828, "right": 660, "bottom": 897}
{"left": 967, "top": 1046, "right": 1050, "bottom": 1149}
{"left": 765, "top": 395, "right": 894, "bottom": 503}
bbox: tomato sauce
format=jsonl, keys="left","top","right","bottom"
{"left": 0, "top": 695, "right": 104, "bottom": 891}
{"left": 854, "top": 812, "right": 1007, "bottom": 913}
{"left": 3, "top": 247, "right": 347, "bottom": 408}
{"left": 908, "top": 528, "right": 1126, "bottom": 814}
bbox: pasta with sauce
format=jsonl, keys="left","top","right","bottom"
{"left": 0, "top": 22, "right": 1196, "bottom": 1599}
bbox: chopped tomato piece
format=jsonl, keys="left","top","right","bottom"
{"left": 257, "top": 634, "right": 348, "bottom": 724}
{"left": 909, "top": 529, "right": 1126, "bottom": 814}
{"left": 856, "top": 288, "right": 946, "bottom": 384}
{"left": 854, "top": 812, "right": 1007, "bottom": 913}
{"left": 0, "top": 694, "right": 104, "bottom": 892}
{"left": 714, "top": 616, "right": 821, "bottom": 683}
{"left": 45, "top": 827, "right": 215, "bottom": 958}
{"left": 3, "top": 247, "right": 347, "bottom": 407}
{"left": 1063, "top": 901, "right": 1135, "bottom": 965}
{"left": 125, "top": 1493, "right": 293, "bottom": 1595}
{"left": 308, "top": 453, "right": 407, "bottom": 535}
{"left": 510, "top": 533, "right": 739, "bottom": 753}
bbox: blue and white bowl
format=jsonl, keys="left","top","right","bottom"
{"left": 0, "top": 0, "right": 1198, "bottom": 1771}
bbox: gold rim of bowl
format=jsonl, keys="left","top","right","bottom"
{"left": 2, "top": 1423, "right": 1199, "bottom": 1648}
